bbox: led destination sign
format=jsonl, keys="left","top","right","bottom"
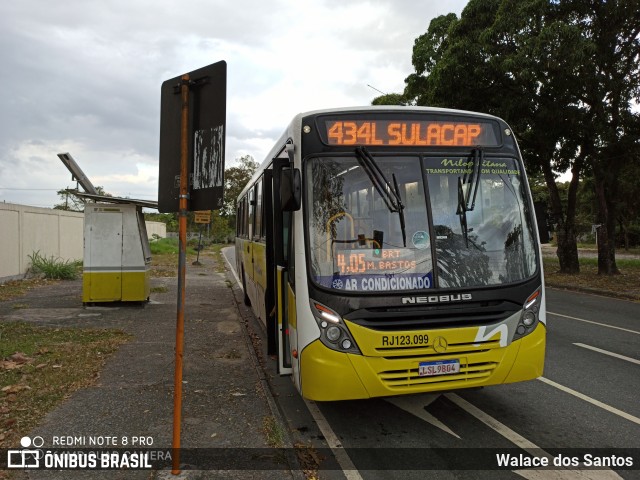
{"left": 323, "top": 119, "right": 499, "bottom": 147}
{"left": 336, "top": 249, "right": 416, "bottom": 275}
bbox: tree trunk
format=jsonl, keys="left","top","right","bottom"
{"left": 541, "top": 157, "right": 581, "bottom": 274}
{"left": 555, "top": 223, "right": 580, "bottom": 273}
{"left": 594, "top": 178, "right": 620, "bottom": 275}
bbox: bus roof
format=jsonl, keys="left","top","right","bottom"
{"left": 292, "top": 105, "right": 501, "bottom": 121}
{"left": 237, "top": 106, "right": 506, "bottom": 200}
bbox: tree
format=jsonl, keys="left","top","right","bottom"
{"left": 141, "top": 155, "right": 259, "bottom": 238}
{"left": 401, "top": 0, "right": 640, "bottom": 275}
{"left": 561, "top": 0, "right": 640, "bottom": 274}
{"left": 53, "top": 186, "right": 111, "bottom": 211}
{"left": 144, "top": 212, "right": 178, "bottom": 232}
{"left": 403, "top": 0, "right": 583, "bottom": 272}
{"left": 371, "top": 93, "right": 408, "bottom": 106}
{"left": 223, "top": 155, "right": 259, "bottom": 217}
{"left": 615, "top": 152, "right": 640, "bottom": 250}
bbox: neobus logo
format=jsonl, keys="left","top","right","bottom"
{"left": 401, "top": 294, "right": 473, "bottom": 304}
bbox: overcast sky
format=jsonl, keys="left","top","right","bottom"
{"left": 0, "top": 0, "right": 467, "bottom": 209}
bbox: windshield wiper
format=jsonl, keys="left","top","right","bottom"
{"left": 463, "top": 148, "right": 484, "bottom": 212}
{"left": 355, "top": 146, "right": 406, "bottom": 247}
{"left": 392, "top": 172, "right": 407, "bottom": 248}
{"left": 457, "top": 148, "right": 484, "bottom": 247}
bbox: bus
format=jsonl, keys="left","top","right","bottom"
{"left": 235, "top": 106, "right": 546, "bottom": 401}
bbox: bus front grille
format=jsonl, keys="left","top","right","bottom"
{"left": 379, "top": 360, "right": 497, "bottom": 389}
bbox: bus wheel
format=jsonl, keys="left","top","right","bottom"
{"left": 242, "top": 269, "right": 251, "bottom": 306}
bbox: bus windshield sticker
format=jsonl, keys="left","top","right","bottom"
{"left": 425, "top": 158, "right": 521, "bottom": 176}
{"left": 412, "top": 231, "right": 429, "bottom": 249}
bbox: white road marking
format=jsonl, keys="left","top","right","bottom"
{"left": 573, "top": 343, "right": 640, "bottom": 366}
{"left": 304, "top": 399, "right": 363, "bottom": 480}
{"left": 387, "top": 394, "right": 460, "bottom": 439}
{"left": 548, "top": 311, "right": 640, "bottom": 335}
{"left": 445, "top": 393, "right": 543, "bottom": 456}
{"left": 445, "top": 393, "right": 622, "bottom": 480}
{"left": 538, "top": 377, "right": 640, "bottom": 426}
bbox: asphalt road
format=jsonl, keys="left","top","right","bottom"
{"left": 223, "top": 247, "right": 640, "bottom": 479}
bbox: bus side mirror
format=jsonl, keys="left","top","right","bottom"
{"left": 280, "top": 168, "right": 301, "bottom": 211}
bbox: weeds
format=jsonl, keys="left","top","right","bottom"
{"left": 28, "top": 251, "right": 81, "bottom": 280}
{"left": 263, "top": 416, "right": 285, "bottom": 448}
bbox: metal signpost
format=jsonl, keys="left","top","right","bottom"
{"left": 193, "top": 211, "right": 211, "bottom": 266}
{"left": 158, "top": 60, "right": 226, "bottom": 474}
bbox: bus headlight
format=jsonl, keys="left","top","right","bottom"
{"left": 514, "top": 288, "right": 541, "bottom": 341}
{"left": 522, "top": 311, "right": 536, "bottom": 326}
{"left": 326, "top": 326, "right": 341, "bottom": 342}
{"left": 310, "top": 299, "right": 361, "bottom": 354}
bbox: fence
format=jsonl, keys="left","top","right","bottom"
{"left": 0, "top": 202, "right": 166, "bottom": 283}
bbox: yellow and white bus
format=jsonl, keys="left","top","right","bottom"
{"left": 236, "top": 106, "right": 545, "bottom": 401}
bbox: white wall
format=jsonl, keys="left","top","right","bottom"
{"left": 146, "top": 221, "right": 167, "bottom": 239}
{"left": 0, "top": 203, "right": 166, "bottom": 282}
{"left": 0, "top": 203, "right": 83, "bottom": 281}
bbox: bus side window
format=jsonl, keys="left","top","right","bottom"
{"left": 237, "top": 195, "right": 248, "bottom": 237}
{"left": 248, "top": 188, "right": 255, "bottom": 239}
{"left": 254, "top": 179, "right": 263, "bottom": 241}
{"left": 260, "top": 177, "right": 267, "bottom": 240}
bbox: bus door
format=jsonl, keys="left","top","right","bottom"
{"left": 272, "top": 154, "right": 299, "bottom": 375}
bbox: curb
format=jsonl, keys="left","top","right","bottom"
{"left": 222, "top": 255, "right": 307, "bottom": 480}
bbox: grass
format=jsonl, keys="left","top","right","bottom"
{"left": 149, "top": 240, "right": 229, "bottom": 277}
{"left": 543, "top": 256, "right": 640, "bottom": 301}
{"left": 28, "top": 251, "right": 82, "bottom": 280}
{"left": 0, "top": 322, "right": 131, "bottom": 449}
{"left": 149, "top": 237, "right": 197, "bottom": 256}
{"left": 149, "top": 238, "right": 199, "bottom": 277}
{"left": 575, "top": 243, "right": 640, "bottom": 255}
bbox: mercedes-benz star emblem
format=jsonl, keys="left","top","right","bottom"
{"left": 433, "top": 336, "right": 448, "bottom": 353}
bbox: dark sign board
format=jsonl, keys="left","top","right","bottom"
{"left": 158, "top": 60, "right": 227, "bottom": 213}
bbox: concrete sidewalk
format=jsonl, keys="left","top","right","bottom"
{"left": 0, "top": 253, "right": 298, "bottom": 479}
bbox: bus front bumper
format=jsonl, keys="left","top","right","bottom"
{"left": 300, "top": 322, "right": 545, "bottom": 401}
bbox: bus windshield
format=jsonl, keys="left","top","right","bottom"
{"left": 306, "top": 155, "right": 538, "bottom": 292}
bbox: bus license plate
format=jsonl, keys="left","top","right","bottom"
{"left": 419, "top": 359, "right": 460, "bottom": 377}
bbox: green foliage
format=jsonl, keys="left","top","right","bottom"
{"left": 142, "top": 156, "right": 257, "bottom": 240}
{"left": 211, "top": 210, "right": 234, "bottom": 243}
{"left": 28, "top": 251, "right": 81, "bottom": 280}
{"left": 145, "top": 212, "right": 178, "bottom": 232}
{"left": 401, "top": 0, "right": 640, "bottom": 269}
{"left": 149, "top": 237, "right": 196, "bottom": 255}
{"left": 223, "top": 155, "right": 259, "bottom": 216}
{"left": 371, "top": 93, "right": 407, "bottom": 106}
